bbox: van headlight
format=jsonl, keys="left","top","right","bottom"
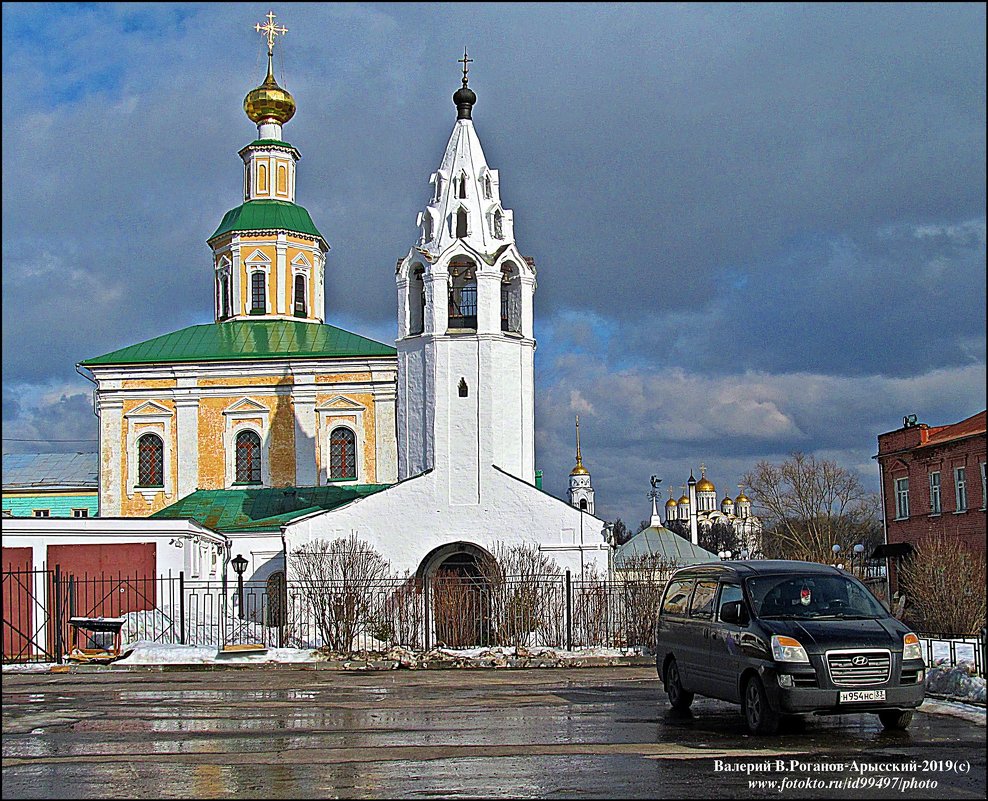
{"left": 903, "top": 632, "right": 923, "bottom": 662}
{"left": 771, "top": 635, "right": 810, "bottom": 663}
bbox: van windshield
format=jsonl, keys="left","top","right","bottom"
{"left": 745, "top": 574, "right": 888, "bottom": 620}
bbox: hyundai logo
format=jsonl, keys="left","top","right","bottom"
{"left": 852, "top": 656, "right": 870, "bottom": 667}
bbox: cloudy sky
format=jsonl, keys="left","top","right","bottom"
{"left": 2, "top": 3, "right": 985, "bottom": 526}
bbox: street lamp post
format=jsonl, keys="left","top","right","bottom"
{"left": 232, "top": 553, "right": 249, "bottom": 620}
{"left": 831, "top": 544, "right": 843, "bottom": 571}
{"left": 853, "top": 543, "right": 865, "bottom": 578}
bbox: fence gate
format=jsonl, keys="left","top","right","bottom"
{"left": 1, "top": 567, "right": 70, "bottom": 664}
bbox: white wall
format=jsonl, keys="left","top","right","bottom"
{"left": 284, "top": 465, "right": 610, "bottom": 578}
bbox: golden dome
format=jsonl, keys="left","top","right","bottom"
{"left": 696, "top": 477, "right": 715, "bottom": 492}
{"left": 678, "top": 494, "right": 690, "bottom": 505}
{"left": 736, "top": 490, "right": 750, "bottom": 503}
{"left": 570, "top": 463, "right": 590, "bottom": 476}
{"left": 665, "top": 497, "right": 678, "bottom": 508}
{"left": 244, "top": 60, "right": 296, "bottom": 125}
{"left": 721, "top": 496, "right": 734, "bottom": 505}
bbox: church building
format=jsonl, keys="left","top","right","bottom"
{"left": 78, "top": 25, "right": 399, "bottom": 522}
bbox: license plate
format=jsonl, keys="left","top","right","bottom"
{"left": 839, "top": 689, "right": 886, "bottom": 703}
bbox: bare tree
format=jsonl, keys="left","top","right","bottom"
{"left": 618, "top": 552, "right": 673, "bottom": 650}
{"left": 898, "top": 534, "right": 987, "bottom": 636}
{"left": 290, "top": 536, "right": 393, "bottom": 652}
{"left": 742, "top": 452, "right": 880, "bottom": 564}
{"left": 479, "top": 543, "right": 563, "bottom": 648}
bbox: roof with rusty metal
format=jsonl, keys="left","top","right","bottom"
{"left": 79, "top": 320, "right": 396, "bottom": 367}
{"left": 150, "top": 484, "right": 392, "bottom": 532}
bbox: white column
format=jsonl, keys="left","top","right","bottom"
{"left": 99, "top": 397, "right": 124, "bottom": 516}
{"left": 293, "top": 378, "right": 318, "bottom": 486}
{"left": 231, "top": 243, "right": 242, "bottom": 316}
{"left": 372, "top": 367, "right": 398, "bottom": 484}
{"left": 276, "top": 236, "right": 288, "bottom": 315}
{"left": 175, "top": 390, "right": 200, "bottom": 500}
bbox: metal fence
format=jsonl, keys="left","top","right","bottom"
{"left": 2, "top": 568, "right": 669, "bottom": 662}
{"left": 918, "top": 632, "right": 986, "bottom": 677}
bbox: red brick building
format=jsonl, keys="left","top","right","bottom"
{"left": 875, "top": 410, "right": 986, "bottom": 590}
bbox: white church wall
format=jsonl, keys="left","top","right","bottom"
{"left": 284, "top": 466, "right": 610, "bottom": 579}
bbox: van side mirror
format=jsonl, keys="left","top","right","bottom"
{"left": 720, "top": 600, "right": 747, "bottom": 626}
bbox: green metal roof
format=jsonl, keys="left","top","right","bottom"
{"left": 151, "top": 484, "right": 392, "bottom": 533}
{"left": 245, "top": 139, "right": 295, "bottom": 149}
{"left": 613, "top": 526, "right": 719, "bottom": 569}
{"left": 80, "top": 320, "right": 396, "bottom": 367}
{"left": 208, "top": 200, "right": 325, "bottom": 245}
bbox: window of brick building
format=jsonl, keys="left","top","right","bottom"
{"left": 954, "top": 467, "right": 967, "bottom": 513}
{"left": 928, "top": 471, "right": 941, "bottom": 515}
{"left": 894, "top": 477, "right": 909, "bottom": 520}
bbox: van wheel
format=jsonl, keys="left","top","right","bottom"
{"left": 878, "top": 710, "right": 913, "bottom": 730}
{"left": 665, "top": 659, "right": 694, "bottom": 711}
{"left": 742, "top": 676, "right": 780, "bottom": 735}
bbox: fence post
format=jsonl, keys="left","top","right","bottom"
{"left": 53, "top": 565, "right": 63, "bottom": 665}
{"left": 423, "top": 574, "right": 432, "bottom": 651}
{"left": 179, "top": 572, "right": 186, "bottom": 645}
{"left": 565, "top": 570, "right": 572, "bottom": 652}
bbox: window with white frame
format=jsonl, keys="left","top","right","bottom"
{"left": 954, "top": 467, "right": 967, "bottom": 512}
{"left": 137, "top": 432, "right": 165, "bottom": 487}
{"left": 33, "top": 509, "right": 50, "bottom": 518}
{"left": 251, "top": 271, "right": 266, "bottom": 313}
{"left": 294, "top": 274, "right": 307, "bottom": 317}
{"left": 928, "top": 471, "right": 941, "bottom": 515}
{"left": 235, "top": 430, "right": 262, "bottom": 484}
{"left": 980, "top": 461, "right": 986, "bottom": 510}
{"left": 72, "top": 508, "right": 89, "bottom": 518}
{"left": 329, "top": 426, "right": 357, "bottom": 480}
{"left": 894, "top": 477, "right": 909, "bottom": 519}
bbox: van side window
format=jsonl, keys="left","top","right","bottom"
{"left": 717, "top": 583, "right": 743, "bottom": 620}
{"left": 689, "top": 581, "right": 719, "bottom": 619}
{"left": 662, "top": 579, "right": 693, "bottom": 616}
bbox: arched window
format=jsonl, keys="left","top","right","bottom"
{"left": 223, "top": 272, "right": 232, "bottom": 318}
{"left": 435, "top": 173, "right": 444, "bottom": 201}
{"left": 137, "top": 433, "right": 164, "bottom": 487}
{"left": 456, "top": 207, "right": 468, "bottom": 239}
{"left": 251, "top": 272, "right": 266, "bottom": 313}
{"left": 484, "top": 174, "right": 492, "bottom": 199}
{"left": 448, "top": 260, "right": 477, "bottom": 330}
{"left": 422, "top": 211, "right": 433, "bottom": 243}
{"left": 500, "top": 264, "right": 521, "bottom": 333}
{"left": 329, "top": 427, "right": 357, "bottom": 480}
{"left": 294, "top": 274, "right": 307, "bottom": 317}
{"left": 235, "top": 430, "right": 262, "bottom": 484}
{"left": 579, "top": 499, "right": 588, "bottom": 511}
{"left": 458, "top": 378, "right": 468, "bottom": 397}
{"left": 409, "top": 265, "right": 425, "bottom": 335}
{"left": 266, "top": 571, "right": 286, "bottom": 627}
{"left": 458, "top": 172, "right": 468, "bottom": 199}
{"left": 493, "top": 209, "right": 504, "bottom": 239}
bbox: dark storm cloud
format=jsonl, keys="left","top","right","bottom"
{"left": 2, "top": 4, "right": 984, "bottom": 525}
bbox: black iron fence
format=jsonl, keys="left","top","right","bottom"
{"left": 6, "top": 567, "right": 983, "bottom": 674}
{"left": 2, "top": 568, "right": 669, "bottom": 662}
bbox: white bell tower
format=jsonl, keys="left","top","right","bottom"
{"left": 567, "top": 416, "right": 595, "bottom": 514}
{"left": 395, "top": 53, "right": 537, "bottom": 502}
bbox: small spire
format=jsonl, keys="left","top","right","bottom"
{"left": 570, "top": 415, "right": 589, "bottom": 476}
{"left": 453, "top": 47, "right": 477, "bottom": 120}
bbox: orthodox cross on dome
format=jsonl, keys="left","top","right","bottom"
{"left": 458, "top": 48, "right": 473, "bottom": 86}
{"left": 699, "top": 462, "right": 707, "bottom": 476}
{"left": 255, "top": 11, "right": 288, "bottom": 55}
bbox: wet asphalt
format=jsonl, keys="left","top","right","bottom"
{"left": 2, "top": 666, "right": 985, "bottom": 799}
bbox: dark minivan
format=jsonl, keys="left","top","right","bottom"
{"left": 655, "top": 561, "right": 926, "bottom": 735}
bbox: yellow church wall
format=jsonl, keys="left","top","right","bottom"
{"left": 315, "top": 372, "right": 372, "bottom": 384}
{"left": 196, "top": 397, "right": 229, "bottom": 488}
{"left": 121, "top": 379, "right": 177, "bottom": 390}
{"left": 268, "top": 393, "right": 297, "bottom": 486}
{"left": 197, "top": 375, "right": 293, "bottom": 388}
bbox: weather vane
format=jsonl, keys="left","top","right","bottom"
{"left": 648, "top": 474, "right": 662, "bottom": 501}
{"left": 255, "top": 11, "right": 288, "bottom": 56}
{"left": 458, "top": 48, "right": 473, "bottom": 86}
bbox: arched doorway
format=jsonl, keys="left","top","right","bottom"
{"left": 417, "top": 542, "right": 495, "bottom": 648}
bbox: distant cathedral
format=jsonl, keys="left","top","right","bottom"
{"left": 664, "top": 465, "right": 761, "bottom": 547}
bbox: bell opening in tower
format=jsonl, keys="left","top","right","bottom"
{"left": 448, "top": 260, "right": 477, "bottom": 331}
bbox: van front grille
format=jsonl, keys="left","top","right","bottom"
{"left": 826, "top": 650, "right": 891, "bottom": 687}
